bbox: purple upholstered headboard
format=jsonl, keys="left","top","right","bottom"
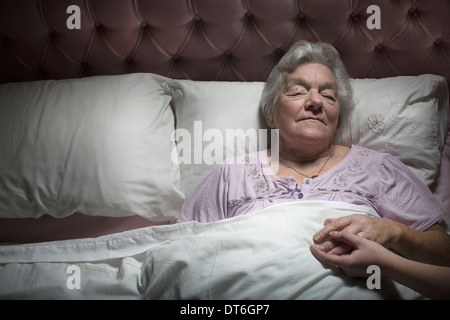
{"left": 1, "top": 0, "right": 449, "bottom": 83}
{"left": 0, "top": 0, "right": 449, "bottom": 230}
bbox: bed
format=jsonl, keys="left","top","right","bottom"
{"left": 0, "top": 0, "right": 449, "bottom": 300}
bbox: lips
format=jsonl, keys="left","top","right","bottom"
{"left": 300, "top": 117, "right": 324, "bottom": 124}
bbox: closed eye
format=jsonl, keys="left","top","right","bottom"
{"left": 286, "top": 91, "right": 306, "bottom": 97}
{"left": 320, "top": 90, "right": 337, "bottom": 102}
{"left": 322, "top": 94, "right": 336, "bottom": 101}
{"left": 285, "top": 85, "right": 307, "bottom": 96}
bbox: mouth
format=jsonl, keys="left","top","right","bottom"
{"left": 300, "top": 117, "right": 324, "bottom": 124}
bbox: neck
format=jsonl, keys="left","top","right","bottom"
{"left": 278, "top": 139, "right": 334, "bottom": 164}
{"left": 278, "top": 145, "right": 334, "bottom": 179}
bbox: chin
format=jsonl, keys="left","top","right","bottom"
{"left": 282, "top": 133, "right": 332, "bottom": 148}
{"left": 297, "top": 129, "right": 331, "bottom": 141}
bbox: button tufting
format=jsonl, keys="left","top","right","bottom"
{"left": 297, "top": 11, "right": 306, "bottom": 20}
{"left": 408, "top": 7, "right": 417, "bottom": 17}
{"left": 275, "top": 48, "right": 284, "bottom": 55}
{"left": 350, "top": 11, "right": 359, "bottom": 21}
{"left": 47, "top": 30, "right": 56, "bottom": 41}
{"left": 0, "top": 1, "right": 448, "bottom": 85}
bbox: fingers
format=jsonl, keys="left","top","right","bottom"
{"left": 316, "top": 238, "right": 353, "bottom": 255}
{"left": 313, "top": 214, "right": 373, "bottom": 246}
{"left": 328, "top": 230, "right": 364, "bottom": 248}
{"left": 313, "top": 215, "right": 353, "bottom": 244}
{"left": 314, "top": 223, "right": 366, "bottom": 256}
{"left": 309, "top": 244, "right": 343, "bottom": 268}
{"left": 310, "top": 231, "right": 359, "bottom": 272}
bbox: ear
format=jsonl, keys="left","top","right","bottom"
{"left": 265, "top": 114, "right": 275, "bottom": 128}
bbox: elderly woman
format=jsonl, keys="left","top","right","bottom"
{"left": 177, "top": 40, "right": 450, "bottom": 266}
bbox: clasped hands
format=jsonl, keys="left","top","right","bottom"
{"left": 312, "top": 214, "right": 397, "bottom": 254}
{"left": 310, "top": 214, "right": 400, "bottom": 276}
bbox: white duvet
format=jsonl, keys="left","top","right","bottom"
{"left": 0, "top": 201, "right": 423, "bottom": 299}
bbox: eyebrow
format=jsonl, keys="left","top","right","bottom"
{"left": 284, "top": 78, "right": 338, "bottom": 91}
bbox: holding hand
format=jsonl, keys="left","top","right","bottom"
{"left": 310, "top": 230, "right": 393, "bottom": 278}
{"left": 310, "top": 230, "right": 450, "bottom": 299}
{"left": 312, "top": 213, "right": 450, "bottom": 267}
{"left": 312, "top": 214, "right": 400, "bottom": 255}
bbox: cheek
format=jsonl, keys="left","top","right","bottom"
{"left": 276, "top": 98, "right": 301, "bottom": 117}
{"left": 327, "top": 103, "right": 340, "bottom": 123}
{"left": 272, "top": 106, "right": 294, "bottom": 128}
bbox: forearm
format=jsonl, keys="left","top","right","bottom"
{"left": 383, "top": 252, "right": 450, "bottom": 300}
{"left": 388, "top": 222, "right": 450, "bottom": 267}
{"left": 311, "top": 230, "right": 450, "bottom": 299}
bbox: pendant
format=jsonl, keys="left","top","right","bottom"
{"left": 311, "top": 175, "right": 318, "bottom": 179}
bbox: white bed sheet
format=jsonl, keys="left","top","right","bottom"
{"left": 0, "top": 201, "right": 424, "bottom": 299}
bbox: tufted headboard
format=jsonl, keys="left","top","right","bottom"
{"left": 0, "top": 0, "right": 448, "bottom": 83}
{"left": 0, "top": 0, "right": 449, "bottom": 215}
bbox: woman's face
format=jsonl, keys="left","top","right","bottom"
{"left": 267, "top": 62, "right": 340, "bottom": 149}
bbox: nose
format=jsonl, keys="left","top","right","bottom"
{"left": 304, "top": 89, "right": 323, "bottom": 112}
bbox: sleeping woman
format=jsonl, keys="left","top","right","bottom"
{"left": 177, "top": 40, "right": 450, "bottom": 267}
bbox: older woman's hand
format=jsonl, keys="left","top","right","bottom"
{"left": 311, "top": 230, "right": 450, "bottom": 299}
{"left": 310, "top": 230, "right": 391, "bottom": 278}
{"left": 312, "top": 214, "right": 401, "bottom": 255}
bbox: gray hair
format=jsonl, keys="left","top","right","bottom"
{"left": 260, "top": 40, "right": 354, "bottom": 123}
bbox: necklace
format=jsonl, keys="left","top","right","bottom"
{"left": 278, "top": 152, "right": 333, "bottom": 179}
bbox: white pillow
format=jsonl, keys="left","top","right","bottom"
{"left": 168, "top": 80, "right": 267, "bottom": 199}
{"left": 0, "top": 73, "right": 184, "bottom": 221}
{"left": 335, "top": 75, "right": 448, "bottom": 187}
{"left": 169, "top": 75, "right": 448, "bottom": 199}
